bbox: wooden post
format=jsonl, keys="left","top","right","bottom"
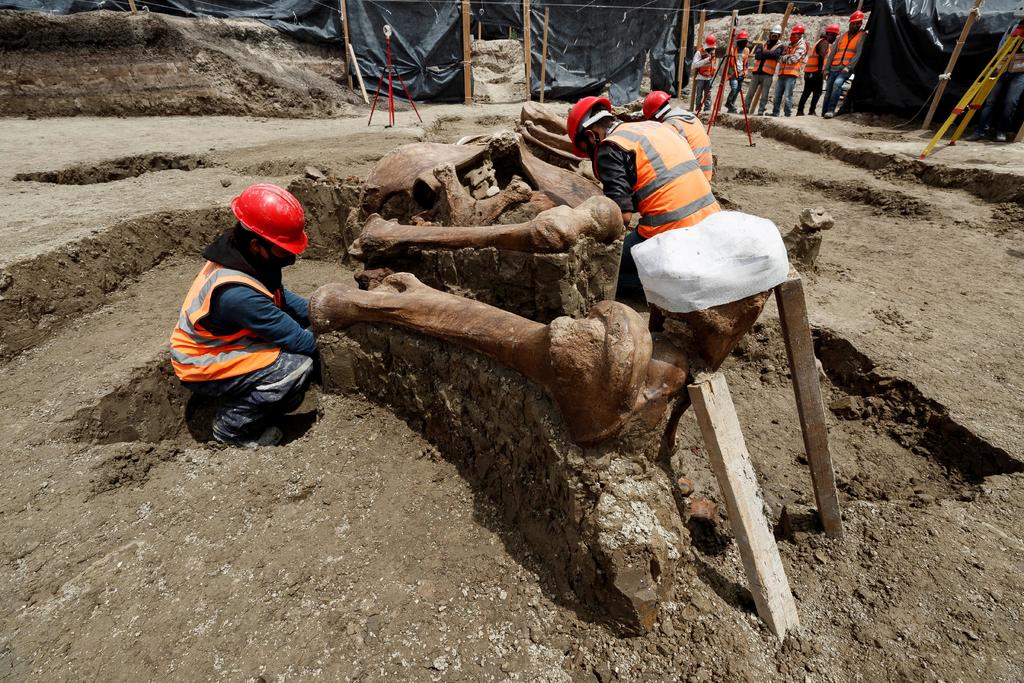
{"left": 688, "top": 373, "right": 801, "bottom": 638}
{"left": 779, "top": 2, "right": 795, "bottom": 34}
{"left": 856, "top": 0, "right": 864, "bottom": 10}
{"left": 462, "top": 0, "right": 473, "bottom": 105}
{"left": 539, "top": 7, "right": 550, "bottom": 103}
{"left": 478, "top": 17, "right": 482, "bottom": 41}
{"left": 922, "top": 0, "right": 983, "bottom": 129}
{"left": 524, "top": 0, "right": 532, "bottom": 101}
{"left": 348, "top": 42, "right": 369, "bottom": 104}
{"left": 676, "top": 0, "right": 692, "bottom": 99}
{"left": 127, "top": 0, "right": 138, "bottom": 13}
{"left": 688, "top": 9, "right": 706, "bottom": 110}
{"left": 340, "top": 0, "right": 353, "bottom": 90}
{"left": 1015, "top": 118, "right": 1024, "bottom": 143}
{"left": 774, "top": 273, "right": 844, "bottom": 539}
{"left": 757, "top": 0, "right": 764, "bottom": 13}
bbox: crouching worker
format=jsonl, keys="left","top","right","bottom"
{"left": 170, "top": 183, "right": 316, "bottom": 447}
{"left": 567, "top": 97, "right": 721, "bottom": 300}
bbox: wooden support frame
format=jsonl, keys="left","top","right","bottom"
{"left": 779, "top": 2, "right": 795, "bottom": 34}
{"left": 676, "top": 0, "right": 692, "bottom": 99}
{"left": 127, "top": 0, "right": 138, "bottom": 13}
{"left": 340, "top": 0, "right": 353, "bottom": 90}
{"left": 462, "top": 0, "right": 473, "bottom": 105}
{"left": 539, "top": 7, "right": 551, "bottom": 103}
{"left": 689, "top": 373, "right": 801, "bottom": 638}
{"left": 774, "top": 272, "right": 844, "bottom": 539}
{"left": 524, "top": 0, "right": 533, "bottom": 101}
{"left": 922, "top": 0, "right": 983, "bottom": 129}
{"left": 688, "top": 9, "right": 706, "bottom": 110}
{"left": 348, "top": 42, "right": 369, "bottom": 104}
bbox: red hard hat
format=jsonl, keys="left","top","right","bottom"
{"left": 850, "top": 10, "right": 865, "bottom": 22}
{"left": 567, "top": 96, "right": 613, "bottom": 158}
{"left": 642, "top": 91, "right": 672, "bottom": 120}
{"left": 737, "top": 30, "right": 749, "bottom": 39}
{"left": 704, "top": 34, "right": 716, "bottom": 47}
{"left": 231, "top": 183, "right": 308, "bottom": 255}
{"left": 791, "top": 23, "right": 806, "bottom": 35}
{"left": 826, "top": 23, "right": 840, "bottom": 34}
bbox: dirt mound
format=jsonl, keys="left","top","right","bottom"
{"left": 471, "top": 38, "right": 527, "bottom": 104}
{"left": 0, "top": 9, "right": 362, "bottom": 118}
{"left": 704, "top": 13, "right": 856, "bottom": 42}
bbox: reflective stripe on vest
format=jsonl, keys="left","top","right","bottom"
{"left": 728, "top": 46, "right": 751, "bottom": 78}
{"left": 170, "top": 261, "right": 282, "bottom": 382}
{"left": 779, "top": 41, "right": 805, "bottom": 78}
{"left": 830, "top": 31, "right": 864, "bottom": 69}
{"left": 804, "top": 38, "right": 827, "bottom": 73}
{"left": 604, "top": 121, "right": 720, "bottom": 238}
{"left": 663, "top": 110, "right": 714, "bottom": 182}
{"left": 697, "top": 50, "right": 716, "bottom": 78}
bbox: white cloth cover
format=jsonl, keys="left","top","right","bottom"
{"left": 631, "top": 211, "right": 790, "bottom": 313}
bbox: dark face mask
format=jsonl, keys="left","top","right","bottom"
{"left": 250, "top": 242, "right": 295, "bottom": 271}
{"left": 737, "top": 40, "right": 748, "bottom": 50}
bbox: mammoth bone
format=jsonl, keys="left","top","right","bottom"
{"left": 310, "top": 273, "right": 688, "bottom": 446}
{"left": 352, "top": 195, "right": 624, "bottom": 262}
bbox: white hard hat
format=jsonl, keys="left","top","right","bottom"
{"left": 771, "top": 24, "right": 782, "bottom": 33}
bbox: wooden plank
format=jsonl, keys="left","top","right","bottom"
{"left": 127, "top": 0, "right": 138, "bottom": 13}
{"left": 539, "top": 7, "right": 550, "bottom": 103}
{"left": 348, "top": 42, "right": 369, "bottom": 105}
{"left": 676, "top": 0, "right": 692, "bottom": 99}
{"left": 462, "top": 0, "right": 473, "bottom": 105}
{"left": 688, "top": 9, "right": 706, "bottom": 110}
{"left": 688, "top": 374, "right": 801, "bottom": 638}
{"left": 922, "top": 0, "right": 983, "bottom": 129}
{"left": 779, "top": 2, "right": 794, "bottom": 34}
{"left": 340, "top": 0, "right": 353, "bottom": 90}
{"left": 524, "top": 0, "right": 532, "bottom": 101}
{"left": 1015, "top": 117, "right": 1024, "bottom": 144}
{"left": 774, "top": 274, "right": 844, "bottom": 539}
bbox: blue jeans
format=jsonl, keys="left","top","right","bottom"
{"left": 976, "top": 73, "right": 1024, "bottom": 135}
{"left": 726, "top": 77, "right": 745, "bottom": 110}
{"left": 183, "top": 351, "right": 315, "bottom": 442}
{"left": 617, "top": 229, "right": 648, "bottom": 299}
{"left": 771, "top": 76, "right": 798, "bottom": 115}
{"left": 823, "top": 70, "right": 850, "bottom": 115}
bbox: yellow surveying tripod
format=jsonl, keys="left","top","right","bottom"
{"left": 920, "top": 29, "right": 1023, "bottom": 159}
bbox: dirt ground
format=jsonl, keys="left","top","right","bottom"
{"left": 2, "top": 12, "right": 1024, "bottom": 679}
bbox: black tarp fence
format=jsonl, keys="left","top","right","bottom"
{"left": 849, "top": 0, "right": 1020, "bottom": 118}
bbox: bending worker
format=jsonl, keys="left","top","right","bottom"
{"left": 822, "top": 10, "right": 867, "bottom": 118}
{"left": 170, "top": 183, "right": 317, "bottom": 448}
{"left": 566, "top": 96, "right": 721, "bottom": 299}
{"left": 642, "top": 90, "right": 714, "bottom": 181}
{"left": 747, "top": 25, "right": 784, "bottom": 116}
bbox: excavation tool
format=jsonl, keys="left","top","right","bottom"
{"left": 368, "top": 24, "right": 423, "bottom": 128}
{"left": 919, "top": 27, "right": 1023, "bottom": 159}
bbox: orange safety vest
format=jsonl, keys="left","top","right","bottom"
{"left": 830, "top": 30, "right": 864, "bottom": 69}
{"left": 603, "top": 121, "right": 720, "bottom": 238}
{"left": 727, "top": 46, "right": 751, "bottom": 79}
{"left": 170, "top": 261, "right": 282, "bottom": 382}
{"left": 803, "top": 38, "right": 828, "bottom": 74}
{"left": 754, "top": 43, "right": 779, "bottom": 75}
{"left": 662, "top": 109, "right": 714, "bottom": 182}
{"left": 778, "top": 40, "right": 806, "bottom": 78}
{"left": 696, "top": 49, "right": 717, "bottom": 78}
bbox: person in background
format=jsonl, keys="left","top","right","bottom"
{"left": 747, "top": 25, "right": 784, "bottom": 116}
{"left": 965, "top": 18, "right": 1024, "bottom": 142}
{"left": 797, "top": 24, "right": 838, "bottom": 116}
{"left": 642, "top": 90, "right": 715, "bottom": 181}
{"left": 769, "top": 24, "right": 808, "bottom": 117}
{"left": 692, "top": 35, "right": 718, "bottom": 114}
{"left": 822, "top": 10, "right": 867, "bottom": 118}
{"left": 170, "top": 184, "right": 316, "bottom": 447}
{"left": 726, "top": 30, "right": 752, "bottom": 113}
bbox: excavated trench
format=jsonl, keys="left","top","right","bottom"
{"left": 13, "top": 153, "right": 212, "bottom": 184}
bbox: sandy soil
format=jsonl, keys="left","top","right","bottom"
{"left": 1, "top": 93, "right": 1023, "bottom": 682}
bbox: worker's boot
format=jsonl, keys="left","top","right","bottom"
{"left": 214, "top": 425, "right": 284, "bottom": 448}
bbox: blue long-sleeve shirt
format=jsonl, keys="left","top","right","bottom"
{"left": 204, "top": 284, "right": 317, "bottom": 356}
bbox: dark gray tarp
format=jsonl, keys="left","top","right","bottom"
{"left": 849, "top": 0, "right": 1019, "bottom": 117}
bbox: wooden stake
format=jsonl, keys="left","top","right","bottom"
{"left": 856, "top": 0, "right": 864, "bottom": 10}
{"left": 340, "top": 0, "right": 353, "bottom": 90}
{"left": 127, "top": 0, "right": 138, "bottom": 13}
{"left": 478, "top": 18, "right": 482, "bottom": 41}
{"left": 774, "top": 273, "right": 844, "bottom": 539}
{"left": 779, "top": 2, "right": 795, "bottom": 34}
{"left": 539, "top": 7, "right": 550, "bottom": 103}
{"left": 688, "top": 9, "right": 706, "bottom": 110}
{"left": 524, "top": 0, "right": 532, "bottom": 101}
{"left": 922, "top": 0, "right": 983, "bottom": 129}
{"left": 688, "top": 373, "right": 801, "bottom": 638}
{"left": 676, "top": 0, "right": 692, "bottom": 99}
{"left": 462, "top": 0, "right": 473, "bottom": 105}
{"left": 348, "top": 42, "right": 369, "bottom": 105}
{"left": 1015, "top": 117, "right": 1024, "bottom": 143}
{"left": 757, "top": 0, "right": 764, "bottom": 14}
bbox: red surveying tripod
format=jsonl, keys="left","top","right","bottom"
{"left": 702, "top": 19, "right": 755, "bottom": 146}
{"left": 368, "top": 24, "right": 423, "bottom": 127}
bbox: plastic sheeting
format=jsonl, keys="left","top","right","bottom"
{"left": 849, "top": 0, "right": 1021, "bottom": 116}
{"left": 1, "top": 0, "right": 339, "bottom": 45}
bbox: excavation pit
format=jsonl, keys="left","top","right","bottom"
{"left": 13, "top": 153, "right": 212, "bottom": 185}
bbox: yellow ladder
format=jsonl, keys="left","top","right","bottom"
{"left": 920, "top": 34, "right": 1023, "bottom": 159}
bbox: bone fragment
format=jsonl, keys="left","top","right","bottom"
{"left": 433, "top": 163, "right": 534, "bottom": 226}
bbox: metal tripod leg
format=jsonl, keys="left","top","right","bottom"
{"left": 774, "top": 271, "right": 844, "bottom": 539}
